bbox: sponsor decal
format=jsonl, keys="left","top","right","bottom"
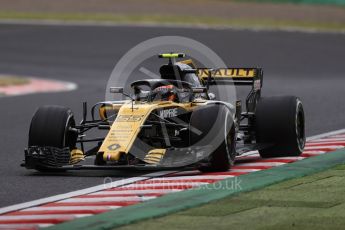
{"left": 117, "top": 115, "right": 144, "bottom": 122}
{"left": 107, "top": 143, "right": 121, "bottom": 151}
{"left": 159, "top": 108, "right": 178, "bottom": 119}
{"left": 197, "top": 68, "right": 256, "bottom": 78}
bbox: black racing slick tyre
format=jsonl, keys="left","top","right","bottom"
{"left": 29, "top": 105, "right": 77, "bottom": 149}
{"left": 190, "top": 104, "right": 236, "bottom": 172}
{"left": 255, "top": 96, "right": 305, "bottom": 158}
{"left": 28, "top": 105, "right": 78, "bottom": 171}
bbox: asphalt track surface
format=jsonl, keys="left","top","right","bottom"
{"left": 0, "top": 24, "right": 344, "bottom": 208}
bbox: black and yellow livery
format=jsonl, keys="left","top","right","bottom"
{"left": 22, "top": 53, "right": 306, "bottom": 172}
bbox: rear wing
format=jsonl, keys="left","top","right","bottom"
{"left": 179, "top": 58, "right": 263, "bottom": 113}
{"left": 196, "top": 68, "right": 263, "bottom": 89}
{"left": 196, "top": 67, "right": 263, "bottom": 114}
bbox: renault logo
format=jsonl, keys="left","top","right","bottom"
{"left": 107, "top": 144, "right": 121, "bottom": 151}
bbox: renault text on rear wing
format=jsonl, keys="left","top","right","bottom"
{"left": 196, "top": 68, "right": 263, "bottom": 88}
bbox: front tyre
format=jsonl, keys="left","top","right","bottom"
{"left": 27, "top": 105, "right": 78, "bottom": 171}
{"left": 255, "top": 96, "right": 305, "bottom": 158}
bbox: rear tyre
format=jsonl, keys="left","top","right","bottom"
{"left": 28, "top": 105, "right": 78, "bottom": 171}
{"left": 255, "top": 96, "right": 305, "bottom": 158}
{"left": 190, "top": 104, "right": 236, "bottom": 172}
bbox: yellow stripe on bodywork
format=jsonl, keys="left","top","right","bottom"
{"left": 69, "top": 149, "right": 85, "bottom": 164}
{"left": 145, "top": 153, "right": 164, "bottom": 159}
{"left": 144, "top": 149, "right": 166, "bottom": 165}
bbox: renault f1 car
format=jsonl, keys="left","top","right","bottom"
{"left": 22, "top": 53, "right": 306, "bottom": 172}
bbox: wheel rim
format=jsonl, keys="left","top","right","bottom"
{"left": 63, "top": 113, "right": 77, "bottom": 149}
{"left": 224, "top": 110, "right": 235, "bottom": 164}
{"left": 296, "top": 101, "right": 306, "bottom": 151}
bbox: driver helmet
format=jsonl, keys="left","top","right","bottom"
{"left": 152, "top": 85, "right": 178, "bottom": 102}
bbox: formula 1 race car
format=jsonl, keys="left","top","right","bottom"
{"left": 22, "top": 53, "right": 306, "bottom": 172}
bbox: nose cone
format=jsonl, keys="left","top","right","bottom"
{"left": 103, "top": 151, "right": 122, "bottom": 162}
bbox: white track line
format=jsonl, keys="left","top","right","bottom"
{"left": 0, "top": 215, "right": 89, "bottom": 220}
{"left": 236, "top": 156, "right": 306, "bottom": 161}
{"left": 58, "top": 196, "right": 156, "bottom": 203}
{"left": 302, "top": 150, "right": 326, "bottom": 155}
{"left": 306, "top": 141, "right": 345, "bottom": 146}
{"left": 304, "top": 145, "right": 344, "bottom": 150}
{"left": 25, "top": 206, "right": 121, "bottom": 211}
{"left": 149, "top": 175, "right": 233, "bottom": 181}
{"left": 122, "top": 182, "right": 208, "bottom": 188}
{"left": 236, "top": 162, "right": 285, "bottom": 167}
{"left": 310, "top": 138, "right": 345, "bottom": 142}
{"left": 269, "top": 157, "right": 306, "bottom": 160}
{"left": 307, "top": 128, "right": 345, "bottom": 141}
{"left": 93, "top": 189, "right": 182, "bottom": 195}
{"left": 230, "top": 169, "right": 261, "bottom": 172}
{"left": 330, "top": 134, "right": 345, "bottom": 138}
{"left": 0, "top": 224, "right": 53, "bottom": 228}
{"left": 0, "top": 171, "right": 176, "bottom": 215}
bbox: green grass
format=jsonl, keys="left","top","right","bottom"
{"left": 117, "top": 164, "right": 345, "bottom": 230}
{"left": 0, "top": 75, "right": 30, "bottom": 87}
{"left": 0, "top": 11, "right": 345, "bottom": 32}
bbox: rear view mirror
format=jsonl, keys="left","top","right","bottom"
{"left": 192, "top": 87, "right": 207, "bottom": 94}
{"left": 109, "top": 87, "right": 124, "bottom": 94}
